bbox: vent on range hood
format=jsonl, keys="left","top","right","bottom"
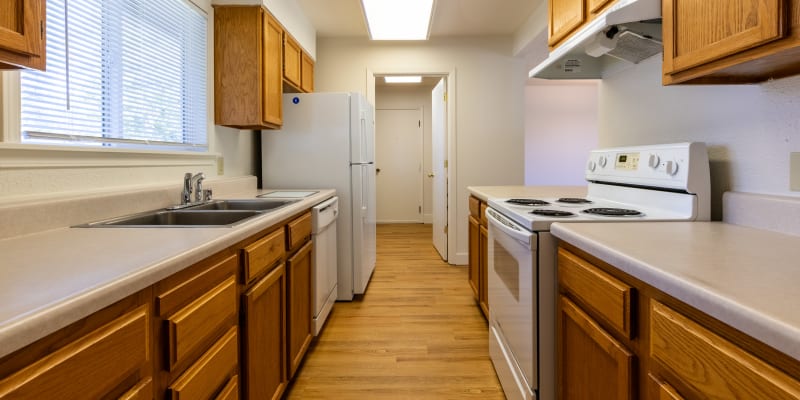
{"left": 529, "top": 0, "right": 662, "bottom": 80}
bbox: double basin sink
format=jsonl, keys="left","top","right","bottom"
{"left": 76, "top": 199, "right": 298, "bottom": 228}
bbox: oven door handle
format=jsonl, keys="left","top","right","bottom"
{"left": 486, "top": 208, "right": 534, "bottom": 248}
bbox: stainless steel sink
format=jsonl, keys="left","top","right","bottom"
{"left": 184, "top": 199, "right": 298, "bottom": 211}
{"left": 75, "top": 210, "right": 263, "bottom": 228}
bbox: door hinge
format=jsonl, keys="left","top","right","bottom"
{"left": 444, "top": 225, "right": 448, "bottom": 234}
{"left": 419, "top": 120, "right": 421, "bottom": 127}
{"left": 419, "top": 206, "right": 422, "bottom": 214}
{"left": 444, "top": 160, "right": 448, "bottom": 168}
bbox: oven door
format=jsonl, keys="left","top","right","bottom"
{"left": 486, "top": 207, "right": 537, "bottom": 400}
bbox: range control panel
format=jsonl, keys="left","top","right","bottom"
{"left": 585, "top": 142, "right": 708, "bottom": 192}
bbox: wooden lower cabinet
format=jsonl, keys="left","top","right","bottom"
{"left": 242, "top": 263, "right": 287, "bottom": 400}
{"left": 287, "top": 240, "right": 313, "bottom": 378}
{"left": 168, "top": 327, "right": 239, "bottom": 400}
{"left": 558, "top": 296, "right": 634, "bottom": 400}
{"left": 468, "top": 195, "right": 489, "bottom": 319}
{"left": 0, "top": 293, "right": 152, "bottom": 399}
{"left": 558, "top": 244, "right": 800, "bottom": 400}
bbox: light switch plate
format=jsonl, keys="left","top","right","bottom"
{"left": 217, "top": 156, "right": 224, "bottom": 175}
{"left": 791, "top": 153, "right": 800, "bottom": 191}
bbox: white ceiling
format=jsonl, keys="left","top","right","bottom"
{"left": 296, "top": 0, "right": 542, "bottom": 38}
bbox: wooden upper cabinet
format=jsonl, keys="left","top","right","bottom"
{"left": 662, "top": 0, "right": 800, "bottom": 84}
{"left": 588, "top": 0, "right": 614, "bottom": 14}
{"left": 214, "top": 5, "right": 282, "bottom": 129}
{"left": 548, "top": 0, "right": 585, "bottom": 47}
{"left": 283, "top": 34, "right": 302, "bottom": 89}
{"left": 0, "top": 0, "right": 46, "bottom": 70}
{"left": 300, "top": 52, "right": 314, "bottom": 93}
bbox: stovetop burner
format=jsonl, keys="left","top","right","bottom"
{"left": 507, "top": 198, "right": 550, "bottom": 206}
{"left": 557, "top": 197, "right": 592, "bottom": 204}
{"left": 582, "top": 208, "right": 643, "bottom": 217}
{"left": 531, "top": 209, "right": 575, "bottom": 217}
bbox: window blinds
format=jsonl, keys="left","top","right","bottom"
{"left": 20, "top": 0, "right": 208, "bottom": 151}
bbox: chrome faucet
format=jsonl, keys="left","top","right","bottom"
{"left": 182, "top": 172, "right": 205, "bottom": 205}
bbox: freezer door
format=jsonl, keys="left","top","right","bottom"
{"left": 350, "top": 92, "right": 375, "bottom": 164}
{"left": 350, "top": 163, "right": 376, "bottom": 294}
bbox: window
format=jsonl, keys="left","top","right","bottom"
{"left": 20, "top": 0, "right": 208, "bottom": 151}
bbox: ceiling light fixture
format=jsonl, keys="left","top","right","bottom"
{"left": 361, "top": 0, "right": 435, "bottom": 40}
{"left": 384, "top": 76, "right": 423, "bottom": 84}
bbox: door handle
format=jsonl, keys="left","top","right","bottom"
{"left": 427, "top": 173, "right": 434, "bottom": 178}
{"left": 376, "top": 168, "right": 381, "bottom": 174}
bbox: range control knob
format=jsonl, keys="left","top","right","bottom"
{"left": 598, "top": 156, "right": 608, "bottom": 168}
{"left": 666, "top": 160, "right": 679, "bottom": 176}
{"left": 587, "top": 160, "right": 596, "bottom": 172}
{"left": 648, "top": 154, "right": 660, "bottom": 169}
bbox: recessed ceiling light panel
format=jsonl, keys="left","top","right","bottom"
{"left": 384, "top": 76, "right": 423, "bottom": 83}
{"left": 361, "top": 0, "right": 435, "bottom": 40}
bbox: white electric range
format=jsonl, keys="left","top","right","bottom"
{"left": 486, "top": 142, "right": 710, "bottom": 400}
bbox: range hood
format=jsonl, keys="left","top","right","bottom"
{"left": 529, "top": 0, "right": 662, "bottom": 80}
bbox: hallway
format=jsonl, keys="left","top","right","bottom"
{"left": 286, "top": 224, "right": 505, "bottom": 399}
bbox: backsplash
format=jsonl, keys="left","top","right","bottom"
{"left": 724, "top": 192, "right": 800, "bottom": 237}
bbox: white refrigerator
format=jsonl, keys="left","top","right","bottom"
{"left": 261, "top": 92, "right": 377, "bottom": 301}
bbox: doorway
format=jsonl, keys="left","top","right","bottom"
{"left": 371, "top": 72, "right": 453, "bottom": 262}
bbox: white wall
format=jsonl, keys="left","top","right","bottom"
{"left": 525, "top": 80, "right": 598, "bottom": 185}
{"left": 599, "top": 56, "right": 800, "bottom": 220}
{"left": 375, "top": 84, "right": 436, "bottom": 223}
{"left": 316, "top": 37, "right": 526, "bottom": 264}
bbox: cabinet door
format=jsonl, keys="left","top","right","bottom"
{"left": 548, "top": 0, "right": 585, "bottom": 46}
{"left": 0, "top": 0, "right": 43, "bottom": 56}
{"left": 287, "top": 241, "right": 313, "bottom": 378}
{"left": 0, "top": 305, "right": 150, "bottom": 399}
{"left": 168, "top": 327, "right": 238, "bottom": 400}
{"left": 300, "top": 52, "right": 314, "bottom": 93}
{"left": 647, "top": 374, "right": 684, "bottom": 400}
{"left": 243, "top": 263, "right": 287, "bottom": 400}
{"left": 478, "top": 224, "right": 489, "bottom": 317}
{"left": 558, "top": 296, "right": 633, "bottom": 400}
{"left": 663, "top": 0, "right": 786, "bottom": 75}
{"left": 588, "top": 0, "right": 615, "bottom": 14}
{"left": 468, "top": 215, "right": 480, "bottom": 302}
{"left": 283, "top": 34, "right": 302, "bottom": 88}
{"left": 263, "top": 12, "right": 283, "bottom": 126}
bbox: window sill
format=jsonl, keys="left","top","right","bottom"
{"left": 0, "top": 143, "right": 219, "bottom": 169}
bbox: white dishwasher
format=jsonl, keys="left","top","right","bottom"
{"left": 312, "top": 196, "right": 338, "bottom": 335}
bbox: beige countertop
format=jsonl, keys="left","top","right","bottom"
{"left": 467, "top": 185, "right": 587, "bottom": 202}
{"left": 0, "top": 189, "right": 335, "bottom": 358}
{"left": 551, "top": 221, "right": 800, "bottom": 361}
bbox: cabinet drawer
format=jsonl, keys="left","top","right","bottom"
{"left": 166, "top": 276, "right": 238, "bottom": 371}
{"left": 469, "top": 196, "right": 481, "bottom": 218}
{"left": 287, "top": 212, "right": 312, "bottom": 252}
{"left": 118, "top": 377, "right": 153, "bottom": 400}
{"left": 169, "top": 327, "right": 239, "bottom": 400}
{"left": 216, "top": 375, "right": 239, "bottom": 400}
{"left": 558, "top": 248, "right": 633, "bottom": 338}
{"left": 243, "top": 228, "right": 285, "bottom": 283}
{"left": 650, "top": 301, "right": 800, "bottom": 399}
{"left": 0, "top": 306, "right": 149, "bottom": 399}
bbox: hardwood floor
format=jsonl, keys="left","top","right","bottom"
{"left": 285, "top": 223, "right": 505, "bottom": 399}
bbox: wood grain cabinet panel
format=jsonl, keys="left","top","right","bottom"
{"left": 287, "top": 241, "right": 313, "bottom": 378}
{"left": 650, "top": 301, "right": 800, "bottom": 399}
{"left": 286, "top": 212, "right": 312, "bottom": 253}
{"left": 300, "top": 52, "right": 314, "bottom": 92}
{"left": 468, "top": 215, "right": 480, "bottom": 301}
{"left": 558, "top": 248, "right": 633, "bottom": 338}
{"left": 118, "top": 377, "right": 153, "bottom": 400}
{"left": 242, "top": 228, "right": 285, "bottom": 284}
{"left": 558, "top": 296, "right": 634, "bottom": 400}
{"left": 0, "top": 0, "right": 45, "bottom": 70}
{"left": 214, "top": 6, "right": 283, "bottom": 129}
{"left": 468, "top": 196, "right": 480, "bottom": 218}
{"left": 216, "top": 375, "right": 239, "bottom": 400}
{"left": 0, "top": 305, "right": 150, "bottom": 399}
{"left": 664, "top": 0, "right": 786, "bottom": 75}
{"left": 548, "top": 0, "right": 585, "bottom": 46}
{"left": 168, "top": 327, "right": 239, "bottom": 400}
{"left": 588, "top": 0, "right": 615, "bottom": 14}
{"left": 283, "top": 34, "right": 302, "bottom": 89}
{"left": 478, "top": 224, "right": 489, "bottom": 317}
{"left": 243, "top": 263, "right": 287, "bottom": 400}
{"left": 166, "top": 276, "right": 237, "bottom": 371}
{"left": 647, "top": 374, "right": 684, "bottom": 400}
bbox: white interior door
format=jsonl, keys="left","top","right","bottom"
{"left": 375, "top": 108, "right": 423, "bottom": 223}
{"left": 431, "top": 78, "right": 447, "bottom": 260}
